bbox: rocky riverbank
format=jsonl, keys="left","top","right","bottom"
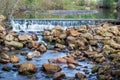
{"left": 0, "top": 21, "right": 120, "bottom": 80}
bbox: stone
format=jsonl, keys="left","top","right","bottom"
{"left": 18, "top": 34, "right": 32, "bottom": 41}
{"left": 68, "top": 64, "right": 76, "bottom": 69}
{"left": 19, "top": 62, "right": 37, "bottom": 75}
{"left": 51, "top": 29, "right": 61, "bottom": 37}
{"left": 59, "top": 32, "right": 67, "bottom": 39}
{"left": 10, "top": 55, "right": 19, "bottom": 63}
{"left": 54, "top": 25, "right": 62, "bottom": 30}
{"left": 66, "top": 58, "right": 77, "bottom": 64}
{"left": 0, "top": 53, "right": 10, "bottom": 63}
{"left": 4, "top": 41, "right": 23, "bottom": 49}
{"left": 31, "top": 34, "right": 38, "bottom": 41}
{"left": 2, "top": 66, "right": 11, "bottom": 71}
{"left": 67, "top": 36, "right": 76, "bottom": 44}
{"left": 43, "top": 36, "right": 53, "bottom": 42}
{"left": 38, "top": 44, "right": 46, "bottom": 52}
{"left": 43, "top": 30, "right": 51, "bottom": 36}
{"left": 81, "top": 33, "right": 93, "bottom": 40}
{"left": 69, "top": 29, "right": 80, "bottom": 37}
{"left": 56, "top": 58, "right": 67, "bottom": 63}
{"left": 75, "top": 72, "right": 85, "bottom": 79}
{"left": 27, "top": 51, "right": 40, "bottom": 60}
{"left": 42, "top": 63, "right": 61, "bottom": 73}
{"left": 53, "top": 72, "right": 65, "bottom": 80}
{"left": 5, "top": 34, "right": 14, "bottom": 41}
{"left": 55, "top": 43, "right": 66, "bottom": 50}
{"left": 68, "top": 43, "right": 76, "bottom": 50}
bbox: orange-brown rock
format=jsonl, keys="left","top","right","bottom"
{"left": 10, "top": 55, "right": 19, "bottom": 63}
{"left": 56, "top": 58, "right": 67, "bottom": 63}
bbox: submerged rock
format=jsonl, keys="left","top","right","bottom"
{"left": 53, "top": 72, "right": 65, "bottom": 80}
{"left": 42, "top": 63, "right": 61, "bottom": 73}
{"left": 19, "top": 62, "right": 37, "bottom": 75}
{"left": 2, "top": 66, "right": 11, "bottom": 71}
{"left": 75, "top": 72, "right": 85, "bottom": 79}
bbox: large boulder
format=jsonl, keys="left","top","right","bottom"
{"left": 42, "top": 63, "right": 61, "bottom": 73}
{"left": 19, "top": 62, "right": 37, "bottom": 75}
{"left": 4, "top": 41, "right": 23, "bottom": 49}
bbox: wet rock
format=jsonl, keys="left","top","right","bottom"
{"left": 55, "top": 43, "right": 66, "bottom": 50}
{"left": 18, "top": 34, "right": 32, "bottom": 41}
{"left": 66, "top": 57, "right": 77, "bottom": 64}
{"left": 4, "top": 41, "right": 23, "bottom": 49}
{"left": 98, "top": 75, "right": 106, "bottom": 80}
{"left": 42, "top": 63, "right": 61, "bottom": 73}
{"left": 43, "top": 36, "right": 53, "bottom": 42}
{"left": 75, "top": 72, "right": 85, "bottom": 79}
{"left": 27, "top": 51, "right": 40, "bottom": 60}
{"left": 53, "top": 25, "right": 62, "bottom": 30}
{"left": 38, "top": 44, "right": 46, "bottom": 52}
{"left": 19, "top": 62, "right": 37, "bottom": 75}
{"left": 10, "top": 55, "right": 19, "bottom": 63}
{"left": 2, "top": 66, "right": 11, "bottom": 71}
{"left": 59, "top": 32, "right": 67, "bottom": 39}
{"left": 5, "top": 34, "right": 14, "bottom": 41}
{"left": 68, "top": 64, "right": 76, "bottom": 69}
{"left": 53, "top": 72, "right": 65, "bottom": 80}
{"left": 51, "top": 29, "right": 61, "bottom": 37}
{"left": 108, "top": 26, "right": 119, "bottom": 35}
{"left": 0, "top": 53, "right": 10, "bottom": 63}
{"left": 31, "top": 34, "right": 38, "bottom": 41}
{"left": 68, "top": 43, "right": 76, "bottom": 50}
{"left": 56, "top": 58, "right": 67, "bottom": 63}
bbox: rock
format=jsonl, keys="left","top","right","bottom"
{"left": 27, "top": 51, "right": 40, "bottom": 60}
{"left": 0, "top": 53, "right": 10, "bottom": 63}
{"left": 68, "top": 64, "right": 76, "bottom": 69}
{"left": 75, "top": 72, "right": 85, "bottom": 79}
{"left": 38, "top": 44, "right": 46, "bottom": 52}
{"left": 43, "top": 36, "right": 53, "bottom": 42}
{"left": 59, "top": 32, "right": 67, "bottom": 39}
{"left": 68, "top": 29, "right": 80, "bottom": 36}
{"left": 2, "top": 66, "right": 11, "bottom": 71}
{"left": 43, "top": 30, "right": 51, "bottom": 36}
{"left": 19, "top": 62, "right": 37, "bottom": 75}
{"left": 84, "top": 51, "right": 98, "bottom": 55}
{"left": 98, "top": 75, "right": 106, "bottom": 80}
{"left": 31, "top": 34, "right": 38, "bottom": 41}
{"left": 66, "top": 58, "right": 77, "bottom": 64}
{"left": 53, "top": 25, "right": 62, "bottom": 30}
{"left": 112, "top": 70, "right": 120, "bottom": 77}
{"left": 67, "top": 36, "right": 76, "bottom": 44}
{"left": 4, "top": 41, "right": 23, "bottom": 49}
{"left": 55, "top": 43, "right": 66, "bottom": 50}
{"left": 68, "top": 43, "right": 76, "bottom": 50}
{"left": 51, "top": 29, "right": 61, "bottom": 37}
{"left": 18, "top": 34, "right": 32, "bottom": 41}
{"left": 81, "top": 33, "right": 93, "bottom": 40}
{"left": 109, "top": 26, "right": 119, "bottom": 35}
{"left": 0, "top": 15, "right": 6, "bottom": 21}
{"left": 5, "top": 34, "right": 14, "bottom": 41}
{"left": 53, "top": 72, "right": 65, "bottom": 80}
{"left": 56, "top": 58, "right": 67, "bottom": 63}
{"left": 10, "top": 55, "right": 19, "bottom": 63}
{"left": 42, "top": 63, "right": 61, "bottom": 73}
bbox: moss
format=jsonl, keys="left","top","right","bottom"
{"left": 92, "top": 66, "right": 99, "bottom": 73}
{"left": 98, "top": 75, "right": 106, "bottom": 80}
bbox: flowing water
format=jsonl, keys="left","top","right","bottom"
{"left": 0, "top": 20, "right": 99, "bottom": 80}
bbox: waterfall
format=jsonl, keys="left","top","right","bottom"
{"left": 10, "top": 19, "right": 113, "bottom": 32}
